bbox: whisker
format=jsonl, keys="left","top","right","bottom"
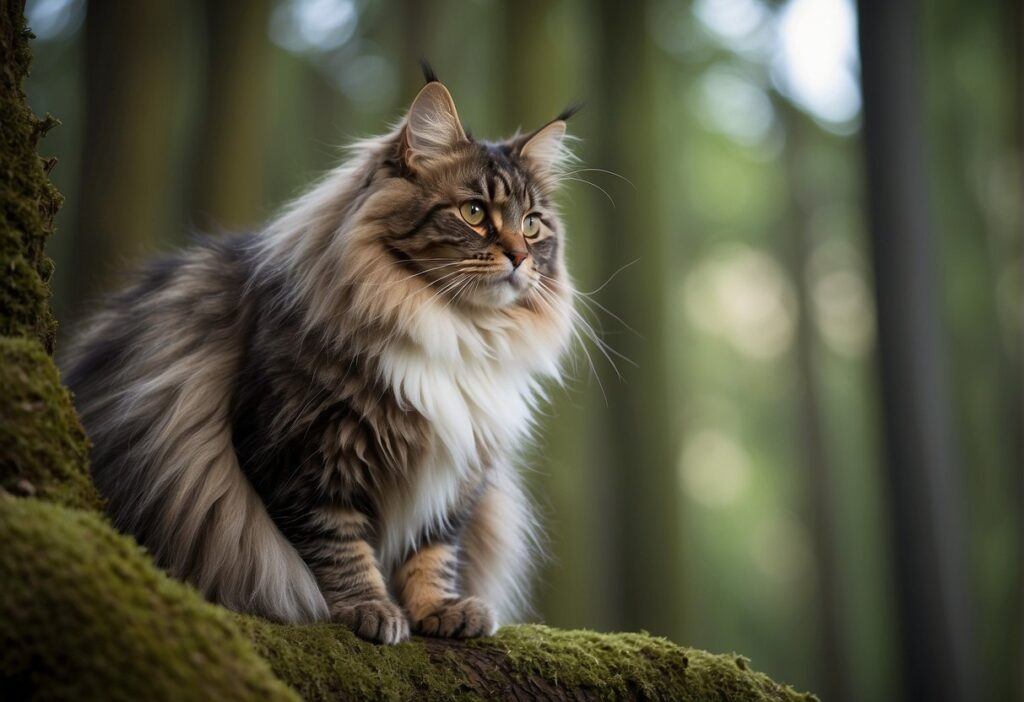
{"left": 575, "top": 258, "right": 640, "bottom": 296}
{"left": 539, "top": 271, "right": 640, "bottom": 339}
{"left": 562, "top": 167, "right": 637, "bottom": 191}
{"left": 362, "top": 260, "right": 464, "bottom": 288}
{"left": 532, "top": 284, "right": 610, "bottom": 403}
{"left": 539, "top": 278, "right": 634, "bottom": 374}
{"left": 558, "top": 176, "right": 616, "bottom": 207}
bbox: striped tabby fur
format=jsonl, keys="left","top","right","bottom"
{"left": 64, "top": 74, "right": 575, "bottom": 644}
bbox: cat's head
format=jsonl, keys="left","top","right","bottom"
{"left": 374, "top": 75, "right": 577, "bottom": 311}
{"left": 263, "top": 68, "right": 577, "bottom": 364}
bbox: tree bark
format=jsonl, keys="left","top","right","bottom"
{"left": 0, "top": 0, "right": 59, "bottom": 350}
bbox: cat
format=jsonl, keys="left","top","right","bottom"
{"left": 63, "top": 66, "right": 577, "bottom": 644}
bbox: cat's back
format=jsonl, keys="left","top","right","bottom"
{"left": 63, "top": 234, "right": 256, "bottom": 475}
{"left": 65, "top": 234, "right": 253, "bottom": 383}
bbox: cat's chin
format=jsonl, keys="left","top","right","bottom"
{"left": 464, "top": 275, "right": 529, "bottom": 309}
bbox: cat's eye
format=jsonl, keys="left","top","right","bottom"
{"left": 523, "top": 213, "right": 542, "bottom": 239}
{"left": 459, "top": 201, "right": 487, "bottom": 227}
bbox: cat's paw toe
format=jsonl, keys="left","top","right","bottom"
{"left": 332, "top": 599, "right": 410, "bottom": 645}
{"left": 413, "top": 596, "right": 496, "bottom": 639}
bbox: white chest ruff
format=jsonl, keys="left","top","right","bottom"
{"left": 376, "top": 346, "right": 541, "bottom": 568}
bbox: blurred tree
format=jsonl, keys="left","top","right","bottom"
{"left": 396, "top": 0, "right": 434, "bottom": 101}
{"left": 1011, "top": 0, "right": 1024, "bottom": 697}
{"left": 591, "top": 0, "right": 685, "bottom": 638}
{"left": 190, "top": 0, "right": 271, "bottom": 231}
{"left": 922, "top": 0, "right": 1023, "bottom": 698}
{"left": 498, "top": 0, "right": 619, "bottom": 632}
{"left": 857, "top": 0, "right": 978, "bottom": 701}
{"left": 69, "top": 0, "right": 186, "bottom": 309}
{"left": 777, "top": 99, "right": 849, "bottom": 702}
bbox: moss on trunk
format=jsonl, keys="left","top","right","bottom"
{"left": 0, "top": 1, "right": 815, "bottom": 699}
{"left": 0, "top": 0, "right": 59, "bottom": 351}
{"left": 0, "top": 497, "right": 812, "bottom": 701}
{"left": 0, "top": 0, "right": 99, "bottom": 512}
{"left": 0, "top": 337, "right": 100, "bottom": 510}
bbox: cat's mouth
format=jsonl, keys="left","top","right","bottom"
{"left": 462, "top": 267, "right": 533, "bottom": 308}
{"left": 494, "top": 268, "right": 531, "bottom": 292}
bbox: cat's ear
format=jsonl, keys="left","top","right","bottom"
{"left": 516, "top": 104, "right": 580, "bottom": 180}
{"left": 518, "top": 121, "right": 569, "bottom": 174}
{"left": 402, "top": 81, "right": 467, "bottom": 168}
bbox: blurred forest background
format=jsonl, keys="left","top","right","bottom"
{"left": 21, "top": 0, "right": 1022, "bottom": 700}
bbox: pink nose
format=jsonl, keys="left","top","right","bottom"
{"left": 506, "top": 251, "right": 528, "bottom": 269}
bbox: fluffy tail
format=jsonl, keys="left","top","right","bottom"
{"left": 64, "top": 253, "right": 328, "bottom": 623}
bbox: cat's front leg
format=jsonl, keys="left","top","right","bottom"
{"left": 393, "top": 542, "right": 496, "bottom": 638}
{"left": 299, "top": 507, "right": 409, "bottom": 644}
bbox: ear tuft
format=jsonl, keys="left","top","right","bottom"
{"left": 403, "top": 81, "right": 466, "bottom": 166}
{"left": 419, "top": 58, "right": 439, "bottom": 84}
{"left": 555, "top": 101, "right": 584, "bottom": 122}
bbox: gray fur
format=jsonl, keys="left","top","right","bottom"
{"left": 64, "top": 80, "right": 575, "bottom": 638}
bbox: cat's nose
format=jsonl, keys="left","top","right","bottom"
{"left": 505, "top": 250, "right": 528, "bottom": 269}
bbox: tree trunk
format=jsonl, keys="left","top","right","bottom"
{"left": 778, "top": 101, "right": 849, "bottom": 702}
{"left": 498, "top": 0, "right": 619, "bottom": 632}
{"left": 857, "top": 0, "right": 977, "bottom": 700}
{"left": 590, "top": 0, "right": 685, "bottom": 638}
{"left": 190, "top": 0, "right": 271, "bottom": 231}
{"left": 68, "top": 0, "right": 185, "bottom": 311}
{"left": 1012, "top": 0, "right": 1024, "bottom": 695}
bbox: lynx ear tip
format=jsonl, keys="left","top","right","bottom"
{"left": 556, "top": 102, "right": 584, "bottom": 123}
{"left": 420, "top": 58, "right": 439, "bottom": 85}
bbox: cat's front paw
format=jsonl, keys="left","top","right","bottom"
{"left": 331, "top": 599, "right": 410, "bottom": 645}
{"left": 412, "top": 596, "right": 496, "bottom": 639}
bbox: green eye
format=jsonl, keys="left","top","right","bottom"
{"left": 460, "top": 201, "right": 487, "bottom": 227}
{"left": 524, "top": 213, "right": 542, "bottom": 239}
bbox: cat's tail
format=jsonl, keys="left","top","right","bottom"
{"left": 64, "top": 251, "right": 329, "bottom": 624}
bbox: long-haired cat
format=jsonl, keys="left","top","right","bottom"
{"left": 64, "top": 68, "right": 576, "bottom": 644}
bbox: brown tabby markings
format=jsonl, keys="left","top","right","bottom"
{"left": 64, "top": 76, "right": 575, "bottom": 644}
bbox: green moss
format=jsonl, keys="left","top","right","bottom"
{"left": 0, "top": 495, "right": 812, "bottom": 701}
{"left": 684, "top": 650, "right": 817, "bottom": 702}
{"left": 0, "top": 336, "right": 101, "bottom": 511}
{"left": 468, "top": 626, "right": 811, "bottom": 701}
{"left": 237, "top": 618, "right": 467, "bottom": 701}
{"left": 0, "top": 11, "right": 60, "bottom": 351}
{"left": 0, "top": 495, "right": 298, "bottom": 701}
{"left": 465, "top": 626, "right": 688, "bottom": 699}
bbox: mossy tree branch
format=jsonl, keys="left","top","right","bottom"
{"left": 0, "top": 1, "right": 814, "bottom": 699}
